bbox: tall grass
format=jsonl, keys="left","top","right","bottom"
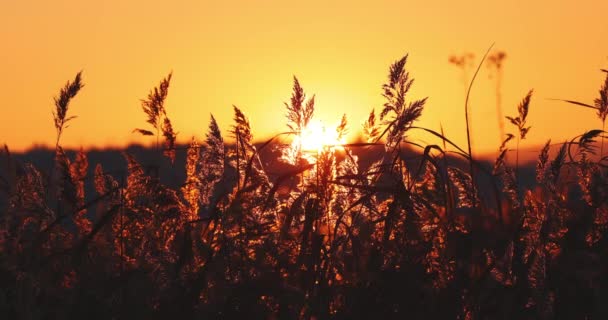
{"left": 0, "top": 54, "right": 607, "bottom": 319}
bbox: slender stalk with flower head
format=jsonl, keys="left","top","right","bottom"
{"left": 134, "top": 72, "right": 177, "bottom": 163}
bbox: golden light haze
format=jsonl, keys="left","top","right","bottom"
{"left": 2, "top": 0, "right": 608, "bottom": 155}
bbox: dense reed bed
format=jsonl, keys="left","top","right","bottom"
{"left": 1, "top": 54, "right": 607, "bottom": 319}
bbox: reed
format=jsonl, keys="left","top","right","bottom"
{"left": 0, "top": 55, "right": 607, "bottom": 319}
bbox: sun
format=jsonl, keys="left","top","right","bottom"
{"left": 293, "top": 120, "right": 345, "bottom": 153}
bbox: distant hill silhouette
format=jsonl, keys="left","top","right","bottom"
{"left": 6, "top": 141, "right": 540, "bottom": 214}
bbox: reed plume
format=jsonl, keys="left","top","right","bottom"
{"left": 379, "top": 54, "right": 428, "bottom": 149}
{"left": 135, "top": 72, "right": 177, "bottom": 162}
{"left": 506, "top": 89, "right": 533, "bottom": 177}
{"left": 487, "top": 51, "right": 507, "bottom": 145}
{"left": 286, "top": 76, "right": 315, "bottom": 134}
{"left": 53, "top": 71, "right": 83, "bottom": 148}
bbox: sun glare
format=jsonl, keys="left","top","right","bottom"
{"left": 293, "top": 120, "right": 345, "bottom": 152}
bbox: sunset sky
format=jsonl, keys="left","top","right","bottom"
{"left": 2, "top": 0, "right": 608, "bottom": 155}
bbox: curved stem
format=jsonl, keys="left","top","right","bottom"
{"left": 464, "top": 43, "right": 495, "bottom": 204}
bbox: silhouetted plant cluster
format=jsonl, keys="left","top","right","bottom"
{"left": 1, "top": 54, "right": 608, "bottom": 320}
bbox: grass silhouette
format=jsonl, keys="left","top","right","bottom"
{"left": 1, "top": 53, "right": 608, "bottom": 319}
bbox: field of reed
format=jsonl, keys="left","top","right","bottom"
{"left": 1, "top": 53, "right": 607, "bottom": 319}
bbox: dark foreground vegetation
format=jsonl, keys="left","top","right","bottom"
{"left": 1, "top": 53, "right": 608, "bottom": 319}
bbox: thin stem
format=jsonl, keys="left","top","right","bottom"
{"left": 515, "top": 137, "right": 520, "bottom": 184}
{"left": 299, "top": 130, "right": 304, "bottom": 190}
{"left": 55, "top": 130, "right": 62, "bottom": 151}
{"left": 465, "top": 43, "right": 494, "bottom": 205}
{"left": 236, "top": 128, "right": 241, "bottom": 192}
{"left": 156, "top": 120, "right": 161, "bottom": 153}
{"left": 601, "top": 120, "right": 605, "bottom": 160}
{"left": 440, "top": 124, "right": 454, "bottom": 219}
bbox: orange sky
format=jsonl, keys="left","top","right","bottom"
{"left": 2, "top": 0, "right": 608, "bottom": 155}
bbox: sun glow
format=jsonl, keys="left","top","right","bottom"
{"left": 292, "top": 120, "right": 345, "bottom": 152}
